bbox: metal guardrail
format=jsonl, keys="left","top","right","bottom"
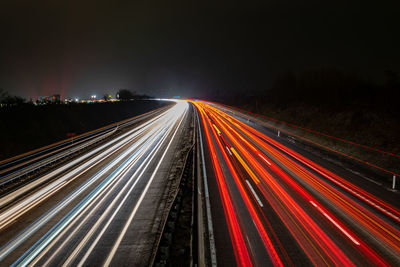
{"left": 152, "top": 144, "right": 194, "bottom": 266}
{"left": 0, "top": 104, "right": 169, "bottom": 170}
{"left": 151, "top": 106, "right": 196, "bottom": 266}
{"left": 0, "top": 107, "right": 169, "bottom": 188}
{"left": 224, "top": 107, "right": 399, "bottom": 191}
{"left": 0, "top": 126, "right": 118, "bottom": 187}
{"left": 194, "top": 108, "right": 217, "bottom": 267}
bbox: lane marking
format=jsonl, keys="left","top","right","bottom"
{"left": 0, "top": 106, "right": 177, "bottom": 263}
{"left": 258, "top": 153, "right": 272, "bottom": 166}
{"left": 38, "top": 134, "right": 154, "bottom": 266}
{"left": 70, "top": 129, "right": 166, "bottom": 266}
{"left": 13, "top": 127, "right": 165, "bottom": 266}
{"left": 0, "top": 110, "right": 166, "bottom": 211}
{"left": 104, "top": 103, "right": 188, "bottom": 266}
{"left": 264, "top": 138, "right": 400, "bottom": 223}
{"left": 197, "top": 110, "right": 218, "bottom": 267}
{"left": 310, "top": 201, "right": 360, "bottom": 246}
{"left": 246, "top": 180, "right": 263, "bottom": 207}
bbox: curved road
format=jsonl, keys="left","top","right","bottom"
{"left": 1, "top": 99, "right": 399, "bottom": 266}
{"left": 193, "top": 100, "right": 400, "bottom": 266}
{"left": 0, "top": 100, "right": 190, "bottom": 266}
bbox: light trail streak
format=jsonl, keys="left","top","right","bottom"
{"left": 0, "top": 121, "right": 154, "bottom": 231}
{"left": 230, "top": 147, "right": 260, "bottom": 184}
{"left": 192, "top": 100, "right": 399, "bottom": 266}
{"left": 195, "top": 102, "right": 284, "bottom": 266}
{"left": 0, "top": 106, "right": 164, "bottom": 170}
{"left": 4, "top": 122, "right": 163, "bottom": 263}
{"left": 309, "top": 201, "right": 360, "bottom": 246}
{"left": 32, "top": 128, "right": 158, "bottom": 266}
{"left": 218, "top": 106, "right": 400, "bottom": 223}
{"left": 211, "top": 104, "right": 399, "bottom": 221}
{"left": 2, "top": 99, "right": 399, "bottom": 266}
{"left": 197, "top": 105, "right": 252, "bottom": 266}
{"left": 215, "top": 107, "right": 400, "bottom": 261}
{"left": 103, "top": 101, "right": 188, "bottom": 266}
{"left": 0, "top": 108, "right": 168, "bottom": 211}
{"left": 0, "top": 101, "right": 189, "bottom": 265}
{"left": 209, "top": 102, "right": 395, "bottom": 264}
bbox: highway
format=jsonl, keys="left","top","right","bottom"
{"left": 0, "top": 103, "right": 171, "bottom": 189}
{"left": 192, "top": 100, "right": 400, "bottom": 266}
{"left": 1, "top": 98, "right": 399, "bottom": 266}
{"left": 0, "top": 100, "right": 190, "bottom": 266}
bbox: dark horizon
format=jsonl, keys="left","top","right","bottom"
{"left": 1, "top": 2, "right": 400, "bottom": 264}
{"left": 1, "top": 0, "right": 399, "bottom": 99}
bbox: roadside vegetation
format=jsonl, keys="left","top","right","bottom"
{"left": 217, "top": 68, "right": 400, "bottom": 175}
{"left": 0, "top": 100, "right": 168, "bottom": 160}
{"left": 0, "top": 88, "right": 26, "bottom": 107}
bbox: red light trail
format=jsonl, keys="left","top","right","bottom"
{"left": 191, "top": 100, "right": 400, "bottom": 266}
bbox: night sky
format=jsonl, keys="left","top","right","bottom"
{"left": 0, "top": 0, "right": 399, "bottom": 99}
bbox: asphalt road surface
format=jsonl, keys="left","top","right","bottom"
{"left": 192, "top": 100, "right": 400, "bottom": 266}
{"left": 2, "top": 99, "right": 399, "bottom": 267}
{"left": 0, "top": 100, "right": 190, "bottom": 266}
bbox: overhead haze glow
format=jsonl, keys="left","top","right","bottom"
{"left": 0, "top": 0, "right": 399, "bottom": 99}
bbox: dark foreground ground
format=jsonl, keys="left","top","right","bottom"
{"left": 0, "top": 100, "right": 169, "bottom": 160}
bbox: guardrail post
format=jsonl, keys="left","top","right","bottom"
{"left": 278, "top": 130, "right": 280, "bottom": 137}
{"left": 393, "top": 175, "right": 396, "bottom": 190}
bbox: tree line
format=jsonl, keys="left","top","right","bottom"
{"left": 215, "top": 68, "right": 400, "bottom": 115}
{"left": 0, "top": 89, "right": 26, "bottom": 106}
{"left": 0, "top": 88, "right": 152, "bottom": 107}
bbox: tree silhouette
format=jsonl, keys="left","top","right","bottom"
{"left": 0, "top": 89, "right": 25, "bottom": 106}
{"left": 117, "top": 89, "right": 134, "bottom": 101}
